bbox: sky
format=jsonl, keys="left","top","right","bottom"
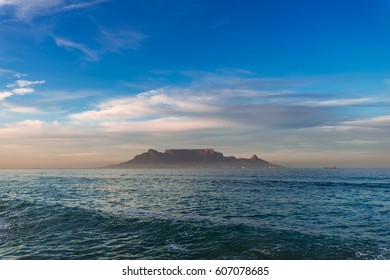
{"left": 0, "top": 0, "right": 390, "bottom": 168}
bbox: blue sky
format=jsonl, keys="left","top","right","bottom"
{"left": 1, "top": 0, "right": 390, "bottom": 168}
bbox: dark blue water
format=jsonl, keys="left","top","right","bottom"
{"left": 0, "top": 168, "right": 389, "bottom": 259}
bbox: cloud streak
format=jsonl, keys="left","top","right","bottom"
{"left": 0, "top": 1, "right": 145, "bottom": 62}
{"left": 53, "top": 26, "right": 146, "bottom": 61}
{"left": 62, "top": 0, "right": 109, "bottom": 11}
{"left": 54, "top": 37, "right": 99, "bottom": 61}
{"left": 0, "top": 0, "right": 108, "bottom": 21}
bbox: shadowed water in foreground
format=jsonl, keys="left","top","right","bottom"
{"left": 0, "top": 168, "right": 389, "bottom": 259}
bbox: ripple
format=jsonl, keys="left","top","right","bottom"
{"left": 0, "top": 168, "right": 389, "bottom": 259}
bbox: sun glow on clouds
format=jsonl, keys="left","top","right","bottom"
{"left": 1, "top": 68, "right": 389, "bottom": 167}
{"left": 70, "top": 89, "right": 218, "bottom": 122}
{"left": 1, "top": 72, "right": 390, "bottom": 167}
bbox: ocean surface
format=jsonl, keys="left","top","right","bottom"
{"left": 0, "top": 168, "right": 389, "bottom": 260}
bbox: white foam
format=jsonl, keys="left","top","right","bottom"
{"left": 0, "top": 220, "right": 10, "bottom": 230}
{"left": 166, "top": 243, "right": 186, "bottom": 251}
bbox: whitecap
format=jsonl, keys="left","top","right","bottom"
{"left": 0, "top": 219, "right": 10, "bottom": 230}
{"left": 166, "top": 243, "right": 186, "bottom": 251}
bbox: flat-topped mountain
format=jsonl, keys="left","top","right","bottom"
{"left": 109, "top": 149, "right": 279, "bottom": 169}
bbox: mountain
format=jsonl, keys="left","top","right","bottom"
{"left": 109, "top": 149, "right": 279, "bottom": 169}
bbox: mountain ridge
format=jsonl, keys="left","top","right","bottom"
{"left": 109, "top": 148, "right": 280, "bottom": 169}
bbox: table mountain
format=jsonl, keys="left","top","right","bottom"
{"left": 109, "top": 149, "right": 279, "bottom": 168}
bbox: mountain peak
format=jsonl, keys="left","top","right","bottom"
{"left": 250, "top": 154, "right": 259, "bottom": 160}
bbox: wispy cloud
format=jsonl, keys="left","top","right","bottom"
{"left": 54, "top": 37, "right": 99, "bottom": 61}
{"left": 298, "top": 97, "right": 375, "bottom": 107}
{"left": 0, "top": 0, "right": 63, "bottom": 21}
{"left": 0, "top": 101, "right": 39, "bottom": 113}
{"left": 0, "top": 1, "right": 145, "bottom": 62}
{"left": 98, "top": 27, "right": 146, "bottom": 52}
{"left": 62, "top": 0, "right": 109, "bottom": 11}
{"left": 0, "top": 0, "right": 108, "bottom": 21}
{"left": 341, "top": 115, "right": 390, "bottom": 129}
{"left": 100, "top": 117, "right": 228, "bottom": 133}
{"left": 53, "top": 26, "right": 146, "bottom": 61}
{"left": 0, "top": 68, "right": 13, "bottom": 75}
{"left": 70, "top": 89, "right": 217, "bottom": 123}
{"left": 7, "top": 79, "right": 45, "bottom": 88}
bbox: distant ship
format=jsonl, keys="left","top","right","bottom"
{"left": 324, "top": 165, "right": 337, "bottom": 169}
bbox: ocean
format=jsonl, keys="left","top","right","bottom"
{"left": 0, "top": 168, "right": 389, "bottom": 260}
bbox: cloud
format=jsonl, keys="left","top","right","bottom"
{"left": 7, "top": 79, "right": 45, "bottom": 88}
{"left": 0, "top": 0, "right": 63, "bottom": 21}
{"left": 1, "top": 77, "right": 45, "bottom": 101}
{"left": 14, "top": 72, "right": 28, "bottom": 78}
{"left": 0, "top": 1, "right": 144, "bottom": 61}
{"left": 0, "top": 68, "right": 14, "bottom": 75}
{"left": 341, "top": 115, "right": 390, "bottom": 129}
{"left": 100, "top": 117, "right": 229, "bottom": 133}
{"left": 0, "top": 0, "right": 108, "bottom": 21}
{"left": 10, "top": 87, "right": 34, "bottom": 95}
{"left": 54, "top": 37, "right": 100, "bottom": 61}
{"left": 0, "top": 91, "right": 13, "bottom": 100}
{"left": 0, "top": 102, "right": 39, "bottom": 113}
{"left": 70, "top": 72, "right": 389, "bottom": 133}
{"left": 298, "top": 97, "right": 375, "bottom": 107}
{"left": 62, "top": 0, "right": 109, "bottom": 11}
{"left": 99, "top": 27, "right": 146, "bottom": 52}
{"left": 70, "top": 89, "right": 217, "bottom": 123}
{"left": 0, "top": 120, "right": 46, "bottom": 138}
{"left": 63, "top": 72, "right": 390, "bottom": 167}
{"left": 54, "top": 26, "right": 146, "bottom": 61}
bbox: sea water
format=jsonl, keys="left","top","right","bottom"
{"left": 0, "top": 168, "right": 389, "bottom": 260}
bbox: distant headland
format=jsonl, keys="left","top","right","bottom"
{"left": 108, "top": 149, "right": 280, "bottom": 169}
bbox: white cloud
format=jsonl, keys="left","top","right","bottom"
{"left": 7, "top": 79, "right": 45, "bottom": 88}
{"left": 0, "top": 119, "right": 45, "bottom": 134}
{"left": 53, "top": 27, "right": 146, "bottom": 61}
{"left": 14, "top": 72, "right": 28, "bottom": 78}
{"left": 4, "top": 104, "right": 39, "bottom": 113}
{"left": 1, "top": 78, "right": 45, "bottom": 101}
{"left": 298, "top": 97, "right": 374, "bottom": 107}
{"left": 62, "top": 0, "right": 109, "bottom": 11}
{"left": 100, "top": 117, "right": 229, "bottom": 133}
{"left": 0, "top": 0, "right": 107, "bottom": 21}
{"left": 0, "top": 0, "right": 18, "bottom": 5}
{"left": 54, "top": 37, "right": 99, "bottom": 61}
{"left": 341, "top": 115, "right": 390, "bottom": 128}
{"left": 70, "top": 89, "right": 217, "bottom": 122}
{"left": 10, "top": 87, "right": 34, "bottom": 95}
{"left": 0, "top": 91, "right": 13, "bottom": 100}
{"left": 0, "top": 0, "right": 63, "bottom": 21}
